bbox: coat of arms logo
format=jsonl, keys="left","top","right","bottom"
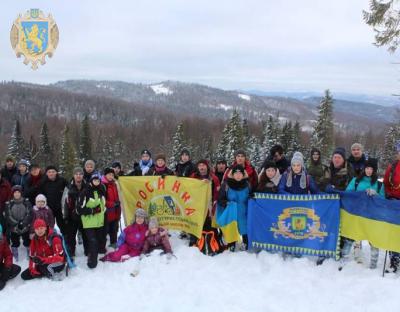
{"left": 10, "top": 9, "right": 59, "bottom": 70}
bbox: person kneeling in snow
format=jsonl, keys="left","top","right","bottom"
{"left": 0, "top": 224, "right": 21, "bottom": 290}
{"left": 21, "top": 219, "right": 65, "bottom": 281}
{"left": 141, "top": 217, "right": 172, "bottom": 258}
{"left": 100, "top": 208, "right": 148, "bottom": 262}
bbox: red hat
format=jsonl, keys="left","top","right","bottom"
{"left": 33, "top": 219, "right": 47, "bottom": 230}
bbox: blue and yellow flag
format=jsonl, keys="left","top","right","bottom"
{"left": 119, "top": 176, "right": 211, "bottom": 238}
{"left": 248, "top": 194, "right": 341, "bottom": 258}
{"left": 340, "top": 192, "right": 400, "bottom": 253}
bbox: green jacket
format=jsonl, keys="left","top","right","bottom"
{"left": 81, "top": 190, "right": 105, "bottom": 229}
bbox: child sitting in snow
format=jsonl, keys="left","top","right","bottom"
{"left": 141, "top": 217, "right": 173, "bottom": 258}
{"left": 100, "top": 208, "right": 148, "bottom": 262}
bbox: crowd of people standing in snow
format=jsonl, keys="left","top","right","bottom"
{"left": 1, "top": 141, "right": 400, "bottom": 290}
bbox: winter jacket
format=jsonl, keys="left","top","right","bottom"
{"left": 223, "top": 160, "right": 258, "bottom": 191}
{"left": 38, "top": 175, "right": 68, "bottom": 213}
{"left": 346, "top": 176, "right": 385, "bottom": 197}
{"left": 175, "top": 161, "right": 196, "bottom": 177}
{"left": 257, "top": 169, "right": 281, "bottom": 194}
{"left": 31, "top": 206, "right": 55, "bottom": 234}
{"left": 101, "top": 176, "right": 121, "bottom": 222}
{"left": 214, "top": 170, "right": 227, "bottom": 184}
{"left": 11, "top": 172, "right": 30, "bottom": 190}
{"left": 1, "top": 165, "right": 17, "bottom": 184}
{"left": 262, "top": 157, "right": 290, "bottom": 175}
{"left": 118, "top": 222, "right": 148, "bottom": 251}
{"left": 5, "top": 198, "right": 33, "bottom": 234}
{"left": 278, "top": 170, "right": 319, "bottom": 195}
{"left": 28, "top": 229, "right": 65, "bottom": 276}
{"left": 325, "top": 162, "right": 354, "bottom": 192}
{"left": 78, "top": 184, "right": 106, "bottom": 229}
{"left": 0, "top": 236, "right": 13, "bottom": 268}
{"left": 64, "top": 179, "right": 87, "bottom": 222}
{"left": 142, "top": 228, "right": 172, "bottom": 254}
{"left": 384, "top": 161, "right": 400, "bottom": 199}
{"left": 217, "top": 174, "right": 250, "bottom": 235}
{"left": 83, "top": 169, "right": 100, "bottom": 184}
{"left": 0, "top": 178, "right": 12, "bottom": 215}
{"left": 348, "top": 155, "right": 366, "bottom": 179}
{"left": 307, "top": 161, "right": 329, "bottom": 191}
{"left": 146, "top": 166, "right": 174, "bottom": 176}
{"left": 24, "top": 173, "right": 43, "bottom": 205}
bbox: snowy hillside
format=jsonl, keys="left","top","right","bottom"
{"left": 1, "top": 233, "right": 399, "bottom": 312}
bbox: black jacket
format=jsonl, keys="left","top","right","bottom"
{"left": 38, "top": 175, "right": 68, "bottom": 213}
{"left": 175, "top": 161, "right": 196, "bottom": 177}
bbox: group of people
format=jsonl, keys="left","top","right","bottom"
{"left": 0, "top": 142, "right": 400, "bottom": 290}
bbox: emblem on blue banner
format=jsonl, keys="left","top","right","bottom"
{"left": 271, "top": 207, "right": 328, "bottom": 241}
{"left": 10, "top": 9, "right": 59, "bottom": 70}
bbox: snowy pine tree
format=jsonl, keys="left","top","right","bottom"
{"left": 291, "top": 120, "right": 302, "bottom": 156}
{"left": 216, "top": 121, "right": 232, "bottom": 161}
{"left": 79, "top": 115, "right": 92, "bottom": 164}
{"left": 242, "top": 119, "right": 251, "bottom": 154}
{"left": 7, "top": 119, "right": 25, "bottom": 160}
{"left": 59, "top": 125, "right": 78, "bottom": 179}
{"left": 382, "top": 124, "right": 400, "bottom": 167}
{"left": 38, "top": 122, "right": 52, "bottom": 167}
{"left": 26, "top": 135, "right": 39, "bottom": 161}
{"left": 249, "top": 135, "right": 262, "bottom": 170}
{"left": 280, "top": 121, "right": 293, "bottom": 154}
{"left": 169, "top": 123, "right": 185, "bottom": 168}
{"left": 261, "top": 115, "right": 280, "bottom": 160}
{"left": 310, "top": 90, "right": 334, "bottom": 162}
{"left": 227, "top": 110, "right": 244, "bottom": 161}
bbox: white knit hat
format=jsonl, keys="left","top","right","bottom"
{"left": 35, "top": 194, "right": 47, "bottom": 205}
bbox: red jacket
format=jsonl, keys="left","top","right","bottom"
{"left": 102, "top": 177, "right": 121, "bottom": 222}
{"left": 0, "top": 236, "right": 13, "bottom": 268}
{"left": 28, "top": 229, "right": 65, "bottom": 276}
{"left": 0, "top": 178, "right": 12, "bottom": 214}
{"left": 223, "top": 160, "right": 258, "bottom": 191}
{"left": 384, "top": 161, "right": 400, "bottom": 199}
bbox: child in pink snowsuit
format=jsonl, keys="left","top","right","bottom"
{"left": 141, "top": 217, "right": 172, "bottom": 256}
{"left": 100, "top": 208, "right": 148, "bottom": 262}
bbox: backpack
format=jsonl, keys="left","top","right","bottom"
{"left": 197, "top": 229, "right": 224, "bottom": 256}
{"left": 48, "top": 230, "right": 76, "bottom": 275}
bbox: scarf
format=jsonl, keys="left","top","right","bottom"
{"left": 227, "top": 177, "right": 249, "bottom": 190}
{"left": 154, "top": 165, "right": 166, "bottom": 173}
{"left": 140, "top": 159, "right": 153, "bottom": 175}
{"left": 286, "top": 169, "right": 307, "bottom": 189}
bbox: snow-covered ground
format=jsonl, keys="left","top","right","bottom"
{"left": 238, "top": 93, "right": 251, "bottom": 101}
{"left": 150, "top": 84, "right": 173, "bottom": 95}
{"left": 1, "top": 235, "right": 399, "bottom": 312}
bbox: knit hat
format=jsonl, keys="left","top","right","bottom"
{"left": 263, "top": 160, "right": 278, "bottom": 170}
{"left": 45, "top": 165, "right": 58, "bottom": 172}
{"left": 18, "top": 159, "right": 30, "bottom": 167}
{"left": 291, "top": 152, "right": 304, "bottom": 167}
{"left": 149, "top": 216, "right": 159, "bottom": 229}
{"left": 180, "top": 148, "right": 190, "bottom": 157}
{"left": 141, "top": 149, "right": 152, "bottom": 158}
{"left": 234, "top": 149, "right": 246, "bottom": 158}
{"left": 5, "top": 155, "right": 15, "bottom": 162}
{"left": 216, "top": 158, "right": 227, "bottom": 165}
{"left": 135, "top": 208, "right": 147, "bottom": 219}
{"left": 332, "top": 147, "right": 346, "bottom": 160}
{"left": 35, "top": 194, "right": 47, "bottom": 205}
{"left": 73, "top": 167, "right": 84, "bottom": 175}
{"left": 197, "top": 159, "right": 209, "bottom": 167}
{"left": 103, "top": 167, "right": 115, "bottom": 176}
{"left": 155, "top": 153, "right": 166, "bottom": 162}
{"left": 11, "top": 185, "right": 22, "bottom": 194}
{"left": 33, "top": 218, "right": 47, "bottom": 230}
{"left": 84, "top": 160, "right": 95, "bottom": 168}
{"left": 351, "top": 143, "right": 363, "bottom": 151}
{"left": 365, "top": 158, "right": 378, "bottom": 173}
{"left": 111, "top": 161, "right": 122, "bottom": 169}
{"left": 231, "top": 164, "right": 245, "bottom": 175}
{"left": 90, "top": 174, "right": 101, "bottom": 182}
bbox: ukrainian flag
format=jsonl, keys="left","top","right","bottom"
{"left": 340, "top": 192, "right": 400, "bottom": 253}
{"left": 216, "top": 202, "right": 240, "bottom": 244}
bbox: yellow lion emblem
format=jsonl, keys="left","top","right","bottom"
{"left": 21, "top": 24, "right": 46, "bottom": 55}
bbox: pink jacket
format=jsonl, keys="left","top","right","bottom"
{"left": 142, "top": 228, "right": 172, "bottom": 254}
{"left": 118, "top": 222, "right": 148, "bottom": 251}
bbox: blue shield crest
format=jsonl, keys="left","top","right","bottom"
{"left": 21, "top": 21, "right": 48, "bottom": 55}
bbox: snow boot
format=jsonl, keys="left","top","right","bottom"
{"left": 353, "top": 241, "right": 363, "bottom": 264}
{"left": 370, "top": 246, "right": 379, "bottom": 269}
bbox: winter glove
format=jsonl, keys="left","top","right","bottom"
{"left": 366, "top": 189, "right": 377, "bottom": 196}
{"left": 31, "top": 256, "right": 43, "bottom": 265}
{"left": 113, "top": 201, "right": 121, "bottom": 209}
{"left": 93, "top": 206, "right": 102, "bottom": 214}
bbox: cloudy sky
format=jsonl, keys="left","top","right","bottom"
{"left": 0, "top": 0, "right": 399, "bottom": 95}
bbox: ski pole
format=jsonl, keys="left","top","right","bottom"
{"left": 382, "top": 250, "right": 388, "bottom": 278}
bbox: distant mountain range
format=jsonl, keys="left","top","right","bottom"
{"left": 51, "top": 80, "right": 397, "bottom": 133}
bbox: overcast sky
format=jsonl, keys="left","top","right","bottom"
{"left": 0, "top": 0, "right": 399, "bottom": 95}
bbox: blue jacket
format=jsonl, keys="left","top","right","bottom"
{"left": 278, "top": 171, "right": 319, "bottom": 195}
{"left": 346, "top": 176, "right": 385, "bottom": 197}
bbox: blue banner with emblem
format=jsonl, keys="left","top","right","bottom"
{"left": 248, "top": 194, "right": 341, "bottom": 259}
